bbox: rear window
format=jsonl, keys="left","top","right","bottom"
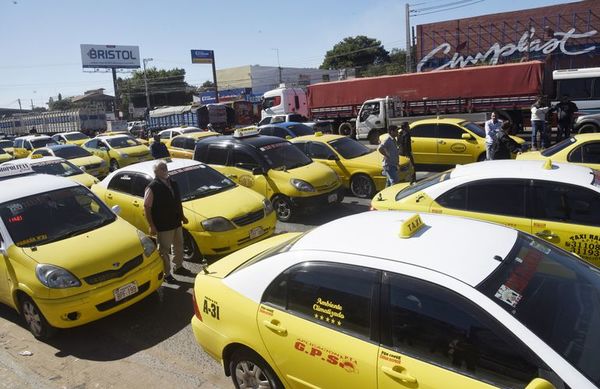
{"left": 541, "top": 137, "right": 576, "bottom": 157}
{"left": 395, "top": 170, "right": 452, "bottom": 201}
{"left": 54, "top": 146, "right": 92, "bottom": 159}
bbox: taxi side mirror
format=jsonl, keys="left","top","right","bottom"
{"left": 252, "top": 167, "right": 266, "bottom": 175}
{"left": 327, "top": 154, "right": 340, "bottom": 161}
{"left": 461, "top": 133, "right": 473, "bottom": 140}
{"left": 525, "top": 378, "right": 555, "bottom": 389}
{"left": 111, "top": 205, "right": 121, "bottom": 215}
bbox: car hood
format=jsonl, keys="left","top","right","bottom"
{"left": 67, "top": 139, "right": 88, "bottom": 146}
{"left": 371, "top": 183, "right": 412, "bottom": 210}
{"left": 112, "top": 145, "right": 150, "bottom": 156}
{"left": 182, "top": 185, "right": 265, "bottom": 220}
{"left": 270, "top": 162, "right": 340, "bottom": 191}
{"left": 69, "top": 173, "right": 99, "bottom": 188}
{"left": 69, "top": 155, "right": 105, "bottom": 166}
{"left": 509, "top": 135, "right": 526, "bottom": 145}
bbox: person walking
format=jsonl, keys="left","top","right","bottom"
{"left": 378, "top": 125, "right": 400, "bottom": 187}
{"left": 490, "top": 122, "right": 523, "bottom": 160}
{"left": 552, "top": 94, "right": 578, "bottom": 142}
{"left": 150, "top": 134, "right": 170, "bottom": 159}
{"left": 530, "top": 97, "right": 551, "bottom": 150}
{"left": 144, "top": 160, "right": 190, "bottom": 284}
{"left": 397, "top": 121, "right": 415, "bottom": 183}
{"left": 484, "top": 112, "right": 503, "bottom": 160}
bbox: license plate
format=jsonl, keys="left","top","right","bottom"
{"left": 113, "top": 282, "right": 138, "bottom": 302}
{"left": 249, "top": 227, "right": 265, "bottom": 239}
{"left": 328, "top": 193, "right": 337, "bottom": 203}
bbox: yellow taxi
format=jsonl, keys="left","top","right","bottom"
{"left": 4, "top": 156, "right": 99, "bottom": 188}
{"left": 372, "top": 159, "right": 600, "bottom": 267}
{"left": 0, "top": 147, "right": 13, "bottom": 163}
{"left": 193, "top": 129, "right": 344, "bottom": 222}
{"left": 30, "top": 144, "right": 109, "bottom": 178}
{"left": 83, "top": 135, "right": 152, "bottom": 172}
{"left": 164, "top": 131, "right": 220, "bottom": 159}
{"left": 91, "top": 158, "right": 277, "bottom": 259}
{"left": 13, "top": 135, "right": 57, "bottom": 159}
{"left": 51, "top": 131, "right": 90, "bottom": 146}
{"left": 292, "top": 133, "right": 414, "bottom": 198}
{"left": 407, "top": 118, "right": 525, "bottom": 165}
{"left": 517, "top": 133, "right": 600, "bottom": 170}
{"left": 0, "top": 164, "right": 163, "bottom": 339}
{"left": 99, "top": 131, "right": 149, "bottom": 145}
{"left": 0, "top": 139, "right": 15, "bottom": 157}
{"left": 191, "top": 210, "right": 599, "bottom": 389}
{"left": 154, "top": 126, "right": 205, "bottom": 143}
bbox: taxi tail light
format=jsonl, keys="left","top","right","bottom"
{"left": 192, "top": 291, "right": 203, "bottom": 321}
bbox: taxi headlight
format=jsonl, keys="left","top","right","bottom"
{"left": 137, "top": 230, "right": 156, "bottom": 257}
{"left": 201, "top": 217, "right": 235, "bottom": 232}
{"left": 120, "top": 153, "right": 129, "bottom": 158}
{"left": 263, "top": 199, "right": 274, "bottom": 215}
{"left": 35, "top": 264, "right": 81, "bottom": 288}
{"left": 290, "top": 178, "right": 315, "bottom": 192}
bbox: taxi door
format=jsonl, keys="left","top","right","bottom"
{"left": 228, "top": 148, "right": 270, "bottom": 198}
{"left": 13, "top": 139, "right": 30, "bottom": 159}
{"left": 435, "top": 124, "right": 479, "bottom": 165}
{"left": 307, "top": 142, "right": 351, "bottom": 187}
{"left": 409, "top": 123, "right": 439, "bottom": 164}
{"left": 102, "top": 173, "right": 137, "bottom": 227}
{"left": 257, "top": 260, "right": 379, "bottom": 389}
{"left": 531, "top": 180, "right": 600, "bottom": 267}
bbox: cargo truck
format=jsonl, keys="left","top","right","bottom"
{"left": 148, "top": 103, "right": 235, "bottom": 133}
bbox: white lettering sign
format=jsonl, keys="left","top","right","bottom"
{"left": 417, "top": 28, "right": 597, "bottom": 72}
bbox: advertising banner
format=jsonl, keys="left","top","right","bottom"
{"left": 81, "top": 44, "right": 141, "bottom": 69}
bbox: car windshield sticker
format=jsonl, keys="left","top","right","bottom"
{"left": 313, "top": 297, "right": 344, "bottom": 326}
{"left": 259, "top": 142, "right": 287, "bottom": 152}
{"left": 172, "top": 165, "right": 200, "bottom": 175}
{"left": 6, "top": 203, "right": 24, "bottom": 215}
{"left": 529, "top": 239, "right": 551, "bottom": 254}
{"left": 495, "top": 284, "right": 522, "bottom": 307}
{"left": 294, "top": 338, "right": 358, "bottom": 373}
{"left": 8, "top": 215, "right": 23, "bottom": 223}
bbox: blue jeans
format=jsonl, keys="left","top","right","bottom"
{"left": 531, "top": 120, "right": 548, "bottom": 149}
{"left": 383, "top": 165, "right": 399, "bottom": 187}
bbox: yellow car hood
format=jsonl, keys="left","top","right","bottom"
{"left": 115, "top": 145, "right": 150, "bottom": 156}
{"left": 70, "top": 173, "right": 99, "bottom": 188}
{"left": 509, "top": 135, "right": 526, "bottom": 145}
{"left": 183, "top": 185, "right": 265, "bottom": 219}
{"left": 67, "top": 139, "right": 88, "bottom": 146}
{"left": 19, "top": 218, "right": 144, "bottom": 280}
{"left": 371, "top": 183, "right": 411, "bottom": 210}
{"left": 271, "top": 162, "right": 339, "bottom": 189}
{"left": 70, "top": 155, "right": 105, "bottom": 166}
{"left": 0, "top": 153, "right": 13, "bottom": 163}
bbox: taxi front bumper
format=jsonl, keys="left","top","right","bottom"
{"left": 289, "top": 186, "right": 345, "bottom": 209}
{"left": 32, "top": 254, "right": 164, "bottom": 329}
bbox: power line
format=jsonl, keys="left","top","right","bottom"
{"left": 411, "top": 0, "right": 485, "bottom": 17}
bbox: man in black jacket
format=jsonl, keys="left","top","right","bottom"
{"left": 552, "top": 95, "right": 578, "bottom": 143}
{"left": 144, "top": 160, "right": 189, "bottom": 283}
{"left": 490, "top": 122, "right": 522, "bottom": 160}
{"left": 150, "top": 134, "right": 170, "bottom": 159}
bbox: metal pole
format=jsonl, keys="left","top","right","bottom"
{"left": 111, "top": 68, "right": 119, "bottom": 117}
{"left": 143, "top": 58, "right": 153, "bottom": 110}
{"left": 211, "top": 51, "right": 219, "bottom": 103}
{"left": 406, "top": 3, "right": 411, "bottom": 72}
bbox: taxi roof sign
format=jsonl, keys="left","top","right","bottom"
{"left": 233, "top": 127, "right": 260, "bottom": 138}
{"left": 399, "top": 213, "right": 425, "bottom": 238}
{"left": 542, "top": 158, "right": 553, "bottom": 170}
{"left": 0, "top": 162, "right": 35, "bottom": 179}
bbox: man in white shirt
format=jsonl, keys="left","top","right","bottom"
{"left": 484, "top": 112, "right": 503, "bottom": 160}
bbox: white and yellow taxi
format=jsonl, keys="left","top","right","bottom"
{"left": 30, "top": 144, "right": 109, "bottom": 178}
{"left": 372, "top": 159, "right": 600, "bottom": 267}
{"left": 0, "top": 147, "right": 13, "bottom": 163}
{"left": 193, "top": 129, "right": 344, "bottom": 222}
{"left": 91, "top": 158, "right": 277, "bottom": 259}
{"left": 191, "top": 210, "right": 600, "bottom": 389}
{"left": 83, "top": 135, "right": 152, "bottom": 172}
{"left": 292, "top": 133, "right": 414, "bottom": 198}
{"left": 156, "top": 126, "right": 204, "bottom": 142}
{"left": 51, "top": 131, "right": 90, "bottom": 146}
{"left": 4, "top": 156, "right": 98, "bottom": 188}
{"left": 13, "top": 135, "right": 57, "bottom": 159}
{"left": 0, "top": 139, "right": 15, "bottom": 157}
{"left": 0, "top": 164, "right": 163, "bottom": 339}
{"left": 164, "top": 131, "right": 220, "bottom": 159}
{"left": 517, "top": 133, "right": 600, "bottom": 170}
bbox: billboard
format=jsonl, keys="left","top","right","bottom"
{"left": 191, "top": 50, "right": 214, "bottom": 64}
{"left": 81, "top": 44, "right": 141, "bottom": 69}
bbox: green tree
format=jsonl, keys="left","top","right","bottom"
{"left": 320, "top": 36, "right": 390, "bottom": 71}
{"left": 362, "top": 48, "right": 408, "bottom": 77}
{"left": 49, "top": 98, "right": 73, "bottom": 111}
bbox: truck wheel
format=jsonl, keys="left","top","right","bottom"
{"left": 272, "top": 195, "right": 293, "bottom": 222}
{"left": 578, "top": 124, "right": 598, "bottom": 134}
{"left": 19, "top": 294, "right": 56, "bottom": 339}
{"left": 368, "top": 130, "right": 380, "bottom": 145}
{"left": 229, "top": 349, "right": 283, "bottom": 389}
{"left": 350, "top": 174, "right": 375, "bottom": 198}
{"left": 338, "top": 122, "right": 354, "bottom": 137}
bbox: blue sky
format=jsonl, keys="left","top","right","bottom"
{"left": 0, "top": 0, "right": 576, "bottom": 109}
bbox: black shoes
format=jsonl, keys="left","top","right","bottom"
{"left": 164, "top": 275, "right": 177, "bottom": 283}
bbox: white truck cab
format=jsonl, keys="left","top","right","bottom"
{"left": 261, "top": 87, "right": 308, "bottom": 119}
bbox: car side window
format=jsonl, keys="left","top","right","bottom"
{"left": 436, "top": 185, "right": 467, "bottom": 209}
{"left": 384, "top": 273, "right": 543, "bottom": 387}
{"left": 272, "top": 127, "right": 289, "bottom": 138}
{"left": 259, "top": 126, "right": 273, "bottom": 136}
{"left": 262, "top": 262, "right": 380, "bottom": 340}
{"left": 205, "top": 146, "right": 229, "bottom": 165}
{"left": 107, "top": 173, "right": 134, "bottom": 194}
{"left": 293, "top": 142, "right": 308, "bottom": 155}
{"left": 85, "top": 139, "right": 98, "bottom": 149}
{"left": 171, "top": 137, "right": 186, "bottom": 148}
{"left": 24, "top": 141, "right": 32, "bottom": 150}
{"left": 14, "top": 139, "right": 23, "bottom": 148}
{"left": 532, "top": 181, "right": 600, "bottom": 227}
{"left": 410, "top": 124, "right": 436, "bottom": 138}
{"left": 184, "top": 138, "right": 196, "bottom": 151}
{"left": 437, "top": 124, "right": 466, "bottom": 139}
{"left": 160, "top": 131, "right": 170, "bottom": 140}
{"left": 308, "top": 142, "right": 334, "bottom": 159}
{"left": 132, "top": 174, "right": 151, "bottom": 198}
{"left": 33, "top": 149, "right": 51, "bottom": 157}
{"left": 571, "top": 142, "right": 600, "bottom": 164}
{"left": 232, "top": 149, "right": 260, "bottom": 171}
{"left": 465, "top": 179, "right": 527, "bottom": 218}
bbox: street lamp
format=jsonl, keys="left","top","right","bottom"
{"left": 143, "top": 58, "right": 154, "bottom": 109}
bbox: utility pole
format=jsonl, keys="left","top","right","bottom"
{"left": 211, "top": 51, "right": 219, "bottom": 103}
{"left": 30, "top": 99, "right": 34, "bottom": 110}
{"left": 405, "top": 3, "right": 412, "bottom": 72}
{"left": 17, "top": 98, "right": 22, "bottom": 113}
{"left": 272, "top": 48, "right": 282, "bottom": 84}
{"left": 143, "top": 58, "right": 153, "bottom": 110}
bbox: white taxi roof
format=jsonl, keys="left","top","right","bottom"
{"left": 10, "top": 156, "right": 66, "bottom": 165}
{"left": 160, "top": 126, "right": 201, "bottom": 133}
{"left": 56, "top": 131, "right": 85, "bottom": 136}
{"left": 0, "top": 173, "right": 77, "bottom": 204}
{"left": 14, "top": 134, "right": 53, "bottom": 141}
{"left": 96, "top": 158, "right": 204, "bottom": 187}
{"left": 292, "top": 211, "right": 518, "bottom": 287}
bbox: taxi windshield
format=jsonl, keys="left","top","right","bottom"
{"left": 64, "top": 132, "right": 89, "bottom": 141}
{"left": 395, "top": 170, "right": 452, "bottom": 201}
{"left": 285, "top": 124, "right": 314, "bottom": 137}
{"left": 171, "top": 164, "right": 236, "bottom": 201}
{"left": 107, "top": 136, "right": 140, "bottom": 149}
{"left": 0, "top": 147, "right": 6, "bottom": 154}
{"left": 0, "top": 187, "right": 115, "bottom": 247}
{"left": 54, "top": 146, "right": 92, "bottom": 159}
{"left": 180, "top": 128, "right": 202, "bottom": 134}
{"left": 477, "top": 233, "right": 600, "bottom": 386}
{"left": 328, "top": 137, "right": 371, "bottom": 159}
{"left": 260, "top": 142, "right": 312, "bottom": 170}
{"left": 461, "top": 121, "right": 485, "bottom": 138}
{"left": 30, "top": 138, "right": 55, "bottom": 149}
{"left": 541, "top": 137, "right": 576, "bottom": 157}
{"left": 31, "top": 160, "right": 82, "bottom": 178}
{"left": 0, "top": 140, "right": 12, "bottom": 148}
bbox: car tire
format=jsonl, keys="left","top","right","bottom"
{"left": 181, "top": 229, "right": 201, "bottom": 263}
{"left": 19, "top": 294, "right": 56, "bottom": 339}
{"left": 229, "top": 349, "right": 283, "bottom": 389}
{"left": 578, "top": 124, "right": 598, "bottom": 134}
{"left": 368, "top": 130, "right": 380, "bottom": 145}
{"left": 477, "top": 152, "right": 486, "bottom": 162}
{"left": 338, "top": 122, "right": 354, "bottom": 138}
{"left": 350, "top": 174, "right": 375, "bottom": 198}
{"left": 272, "top": 195, "right": 293, "bottom": 222}
{"left": 109, "top": 159, "right": 119, "bottom": 172}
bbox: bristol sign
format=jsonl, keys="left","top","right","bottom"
{"left": 417, "top": 27, "right": 598, "bottom": 72}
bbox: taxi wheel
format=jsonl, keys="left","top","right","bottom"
{"left": 109, "top": 159, "right": 119, "bottom": 172}
{"left": 18, "top": 295, "right": 56, "bottom": 339}
{"left": 350, "top": 174, "right": 375, "bottom": 198}
{"left": 477, "top": 153, "right": 486, "bottom": 162}
{"left": 182, "top": 230, "right": 201, "bottom": 262}
{"left": 230, "top": 349, "right": 283, "bottom": 389}
{"left": 272, "top": 195, "right": 293, "bottom": 222}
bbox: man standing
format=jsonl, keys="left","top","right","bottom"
{"left": 490, "top": 122, "right": 522, "bottom": 160}
{"left": 397, "top": 122, "right": 415, "bottom": 183}
{"left": 378, "top": 125, "right": 400, "bottom": 187}
{"left": 484, "top": 112, "right": 503, "bottom": 160}
{"left": 150, "top": 134, "right": 170, "bottom": 159}
{"left": 531, "top": 97, "right": 551, "bottom": 150}
{"left": 553, "top": 95, "right": 578, "bottom": 142}
{"left": 144, "top": 160, "right": 190, "bottom": 283}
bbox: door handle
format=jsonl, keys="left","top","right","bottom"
{"left": 228, "top": 175, "right": 238, "bottom": 179}
{"left": 262, "top": 320, "right": 287, "bottom": 335}
{"left": 535, "top": 230, "right": 559, "bottom": 240}
{"left": 381, "top": 366, "right": 417, "bottom": 383}
{"left": 132, "top": 201, "right": 140, "bottom": 207}
{"left": 437, "top": 140, "right": 446, "bottom": 144}
{"left": 375, "top": 120, "right": 381, "bottom": 124}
